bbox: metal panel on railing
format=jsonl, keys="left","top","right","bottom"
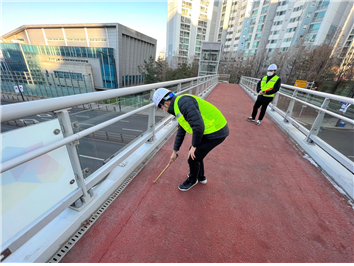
{"left": 1, "top": 119, "right": 78, "bottom": 249}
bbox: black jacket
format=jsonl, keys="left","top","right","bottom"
{"left": 167, "top": 95, "right": 229, "bottom": 151}
{"left": 256, "top": 74, "right": 281, "bottom": 103}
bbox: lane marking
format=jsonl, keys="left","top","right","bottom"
{"left": 41, "top": 118, "right": 52, "bottom": 121}
{"left": 79, "top": 155, "right": 105, "bottom": 161}
{"left": 37, "top": 114, "right": 52, "bottom": 117}
{"left": 76, "top": 115, "right": 90, "bottom": 118}
{"left": 120, "top": 120, "right": 129, "bottom": 122}
{"left": 80, "top": 123, "right": 95, "bottom": 126}
{"left": 122, "top": 128, "right": 143, "bottom": 132}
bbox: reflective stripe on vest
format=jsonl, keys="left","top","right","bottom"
{"left": 260, "top": 75, "right": 279, "bottom": 97}
{"left": 174, "top": 94, "right": 227, "bottom": 135}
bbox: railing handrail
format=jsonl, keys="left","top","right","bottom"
{"left": 1, "top": 74, "right": 223, "bottom": 261}
{"left": 240, "top": 76, "right": 354, "bottom": 172}
{"left": 0, "top": 75, "right": 218, "bottom": 122}
{"left": 240, "top": 75, "right": 353, "bottom": 202}
{"left": 243, "top": 77, "right": 354, "bottom": 105}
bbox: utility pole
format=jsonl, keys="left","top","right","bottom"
{"left": 4, "top": 58, "right": 25, "bottom": 101}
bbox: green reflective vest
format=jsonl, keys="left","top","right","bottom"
{"left": 174, "top": 94, "right": 227, "bottom": 135}
{"left": 260, "top": 75, "right": 279, "bottom": 97}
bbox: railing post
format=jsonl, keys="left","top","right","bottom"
{"left": 284, "top": 90, "right": 298, "bottom": 122}
{"left": 196, "top": 79, "right": 201, "bottom": 95}
{"left": 55, "top": 109, "right": 94, "bottom": 210}
{"left": 305, "top": 98, "right": 330, "bottom": 143}
{"left": 189, "top": 80, "right": 193, "bottom": 94}
{"left": 271, "top": 93, "right": 279, "bottom": 111}
{"left": 177, "top": 83, "right": 182, "bottom": 93}
{"left": 147, "top": 90, "right": 156, "bottom": 142}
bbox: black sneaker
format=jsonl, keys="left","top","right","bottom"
{"left": 247, "top": 117, "right": 255, "bottom": 122}
{"left": 187, "top": 174, "right": 207, "bottom": 184}
{"left": 179, "top": 179, "right": 198, "bottom": 191}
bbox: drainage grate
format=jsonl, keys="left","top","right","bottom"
{"left": 48, "top": 128, "right": 176, "bottom": 263}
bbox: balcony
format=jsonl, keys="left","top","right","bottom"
{"left": 317, "top": 3, "right": 329, "bottom": 10}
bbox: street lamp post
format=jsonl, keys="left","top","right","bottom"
{"left": 97, "top": 51, "right": 121, "bottom": 112}
{"left": 4, "top": 58, "right": 25, "bottom": 101}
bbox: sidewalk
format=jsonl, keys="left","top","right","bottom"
{"left": 61, "top": 84, "right": 353, "bottom": 263}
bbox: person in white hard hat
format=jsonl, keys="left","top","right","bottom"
{"left": 247, "top": 64, "right": 281, "bottom": 125}
{"left": 152, "top": 88, "right": 229, "bottom": 191}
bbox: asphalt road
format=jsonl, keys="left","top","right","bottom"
{"left": 1, "top": 100, "right": 165, "bottom": 176}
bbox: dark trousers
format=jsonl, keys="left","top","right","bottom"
{"left": 187, "top": 137, "right": 226, "bottom": 183}
{"left": 251, "top": 100, "right": 270, "bottom": 121}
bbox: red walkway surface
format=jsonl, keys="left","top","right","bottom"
{"left": 61, "top": 84, "right": 353, "bottom": 263}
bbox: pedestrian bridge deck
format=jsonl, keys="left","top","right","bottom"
{"left": 61, "top": 83, "right": 353, "bottom": 263}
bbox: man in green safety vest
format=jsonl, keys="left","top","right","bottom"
{"left": 247, "top": 64, "right": 281, "bottom": 125}
{"left": 153, "top": 88, "right": 229, "bottom": 191}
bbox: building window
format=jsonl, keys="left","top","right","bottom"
{"left": 256, "top": 25, "right": 264, "bottom": 32}
{"left": 293, "top": 5, "right": 303, "bottom": 12}
{"left": 259, "top": 15, "right": 267, "bottom": 24}
{"left": 276, "top": 11, "right": 286, "bottom": 16}
{"left": 270, "top": 40, "right": 277, "bottom": 44}
{"left": 273, "top": 21, "right": 283, "bottom": 26}
{"left": 306, "top": 34, "right": 317, "bottom": 42}
{"left": 280, "top": 0, "right": 289, "bottom": 5}
{"left": 313, "top": 11, "right": 326, "bottom": 22}
{"left": 283, "top": 38, "right": 292, "bottom": 42}
{"left": 54, "top": 71, "right": 83, "bottom": 80}
{"left": 280, "top": 47, "right": 289, "bottom": 51}
{"left": 253, "top": 41, "right": 260, "bottom": 48}
{"left": 181, "top": 16, "right": 191, "bottom": 24}
{"left": 286, "top": 27, "right": 297, "bottom": 33}
{"left": 308, "top": 23, "right": 320, "bottom": 33}
{"left": 261, "top": 6, "right": 269, "bottom": 15}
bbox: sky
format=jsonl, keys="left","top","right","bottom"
{"left": 1, "top": 0, "right": 168, "bottom": 54}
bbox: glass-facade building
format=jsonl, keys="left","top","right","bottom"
{"left": 1, "top": 43, "right": 117, "bottom": 88}
{"left": 1, "top": 23, "right": 157, "bottom": 98}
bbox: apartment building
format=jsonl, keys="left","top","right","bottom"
{"left": 1, "top": 23, "right": 157, "bottom": 91}
{"left": 167, "top": 0, "right": 353, "bottom": 68}
{"left": 166, "top": 0, "right": 220, "bottom": 67}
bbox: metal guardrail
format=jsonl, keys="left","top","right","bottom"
{"left": 0, "top": 74, "right": 229, "bottom": 261}
{"left": 240, "top": 76, "right": 354, "bottom": 173}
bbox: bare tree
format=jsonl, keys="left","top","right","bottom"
{"left": 251, "top": 47, "right": 269, "bottom": 77}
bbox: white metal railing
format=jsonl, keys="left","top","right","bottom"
{"left": 240, "top": 76, "right": 354, "bottom": 199}
{"left": 0, "top": 74, "right": 229, "bottom": 261}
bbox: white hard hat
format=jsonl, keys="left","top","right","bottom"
{"left": 268, "top": 64, "right": 277, "bottom": 70}
{"left": 152, "top": 88, "right": 174, "bottom": 107}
